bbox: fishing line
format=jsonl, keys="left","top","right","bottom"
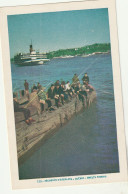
{"left": 77, "top": 54, "right": 101, "bottom": 81}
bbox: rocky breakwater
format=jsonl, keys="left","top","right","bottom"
{"left": 14, "top": 91, "right": 96, "bottom": 163}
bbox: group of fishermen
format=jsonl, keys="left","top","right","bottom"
{"left": 13, "top": 73, "right": 94, "bottom": 125}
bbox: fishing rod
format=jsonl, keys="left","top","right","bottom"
{"left": 24, "top": 54, "right": 101, "bottom": 108}
{"left": 71, "top": 54, "right": 101, "bottom": 86}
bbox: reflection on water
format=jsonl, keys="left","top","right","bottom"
{"left": 11, "top": 54, "right": 119, "bottom": 179}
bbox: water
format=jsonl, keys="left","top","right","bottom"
{"left": 11, "top": 54, "right": 119, "bottom": 179}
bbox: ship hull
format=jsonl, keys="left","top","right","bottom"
{"left": 15, "top": 62, "right": 44, "bottom": 66}
{"left": 14, "top": 59, "right": 49, "bottom": 66}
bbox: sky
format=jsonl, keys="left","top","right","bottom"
{"left": 7, "top": 8, "right": 110, "bottom": 57}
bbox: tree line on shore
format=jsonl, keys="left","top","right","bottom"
{"left": 46, "top": 43, "right": 111, "bottom": 59}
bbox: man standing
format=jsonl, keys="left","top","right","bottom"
{"left": 82, "top": 73, "right": 89, "bottom": 84}
{"left": 24, "top": 80, "right": 29, "bottom": 98}
{"left": 72, "top": 73, "right": 79, "bottom": 85}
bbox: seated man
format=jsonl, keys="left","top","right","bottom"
{"left": 72, "top": 73, "right": 79, "bottom": 87}
{"left": 29, "top": 87, "right": 45, "bottom": 115}
{"left": 75, "top": 83, "right": 87, "bottom": 106}
{"left": 85, "top": 81, "right": 94, "bottom": 92}
{"left": 13, "top": 93, "right": 35, "bottom": 125}
{"left": 59, "top": 81, "right": 68, "bottom": 105}
{"left": 37, "top": 82, "right": 42, "bottom": 90}
{"left": 37, "top": 86, "right": 46, "bottom": 113}
{"left": 65, "top": 81, "right": 73, "bottom": 98}
{"left": 74, "top": 81, "right": 81, "bottom": 93}
{"left": 46, "top": 84, "right": 56, "bottom": 109}
{"left": 54, "top": 82, "right": 61, "bottom": 107}
{"left": 54, "top": 80, "right": 60, "bottom": 86}
{"left": 31, "top": 84, "right": 36, "bottom": 93}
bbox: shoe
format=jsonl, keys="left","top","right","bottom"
{"left": 25, "top": 120, "right": 31, "bottom": 125}
{"left": 49, "top": 107, "right": 55, "bottom": 111}
{"left": 29, "top": 118, "right": 35, "bottom": 122}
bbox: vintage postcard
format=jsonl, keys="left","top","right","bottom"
{"left": 0, "top": 0, "right": 127, "bottom": 189}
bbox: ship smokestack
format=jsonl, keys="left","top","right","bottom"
{"left": 29, "top": 40, "right": 33, "bottom": 53}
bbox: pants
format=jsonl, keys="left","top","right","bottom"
{"left": 55, "top": 98, "right": 60, "bottom": 107}
{"left": 45, "top": 99, "right": 52, "bottom": 108}
{"left": 15, "top": 108, "right": 30, "bottom": 120}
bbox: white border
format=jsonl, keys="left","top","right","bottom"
{"left": 0, "top": 0, "right": 127, "bottom": 190}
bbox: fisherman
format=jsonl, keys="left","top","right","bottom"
{"left": 37, "top": 82, "right": 42, "bottom": 90}
{"left": 31, "top": 84, "right": 36, "bottom": 93}
{"left": 79, "top": 84, "right": 87, "bottom": 99}
{"left": 85, "top": 81, "right": 94, "bottom": 92}
{"left": 46, "top": 84, "right": 56, "bottom": 110}
{"left": 82, "top": 73, "right": 89, "bottom": 84}
{"left": 65, "top": 81, "right": 73, "bottom": 98}
{"left": 37, "top": 86, "right": 47, "bottom": 113}
{"left": 54, "top": 82, "right": 61, "bottom": 107}
{"left": 74, "top": 82, "right": 87, "bottom": 106}
{"left": 29, "top": 86, "right": 44, "bottom": 115}
{"left": 72, "top": 73, "right": 79, "bottom": 86}
{"left": 24, "top": 80, "right": 29, "bottom": 99}
{"left": 74, "top": 81, "right": 81, "bottom": 93}
{"left": 59, "top": 81, "right": 68, "bottom": 105}
{"left": 55, "top": 80, "right": 60, "bottom": 86}
{"left": 24, "top": 80, "right": 29, "bottom": 90}
{"left": 13, "top": 93, "right": 35, "bottom": 125}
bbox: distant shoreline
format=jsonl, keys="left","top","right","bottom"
{"left": 46, "top": 43, "right": 111, "bottom": 60}
{"left": 52, "top": 51, "right": 111, "bottom": 59}
{"left": 11, "top": 43, "right": 111, "bottom": 62}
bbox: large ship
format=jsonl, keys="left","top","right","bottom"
{"left": 14, "top": 43, "right": 50, "bottom": 66}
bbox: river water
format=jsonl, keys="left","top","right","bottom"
{"left": 11, "top": 54, "right": 119, "bottom": 179}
